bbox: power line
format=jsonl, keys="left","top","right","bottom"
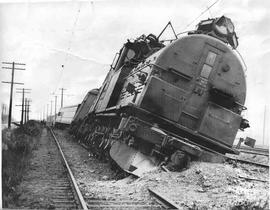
{"left": 52, "top": 3, "right": 82, "bottom": 96}
{"left": 181, "top": 0, "right": 220, "bottom": 32}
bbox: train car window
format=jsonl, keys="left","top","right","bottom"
{"left": 111, "top": 52, "right": 120, "bottom": 70}
{"left": 200, "top": 64, "right": 212, "bottom": 79}
{"left": 124, "top": 49, "right": 136, "bottom": 62}
{"left": 205, "top": 51, "right": 217, "bottom": 66}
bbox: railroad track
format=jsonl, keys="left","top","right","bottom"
{"left": 237, "top": 147, "right": 269, "bottom": 156}
{"left": 84, "top": 198, "right": 162, "bottom": 209}
{"left": 48, "top": 128, "right": 269, "bottom": 209}
{"left": 226, "top": 156, "right": 269, "bottom": 168}
{"left": 49, "top": 128, "right": 173, "bottom": 209}
{"left": 48, "top": 127, "right": 87, "bottom": 209}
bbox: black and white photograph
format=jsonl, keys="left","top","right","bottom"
{"left": 0, "top": 0, "right": 269, "bottom": 209}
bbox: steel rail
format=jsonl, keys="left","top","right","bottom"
{"left": 49, "top": 127, "right": 88, "bottom": 210}
{"left": 226, "top": 156, "right": 269, "bottom": 168}
{"left": 234, "top": 146, "right": 269, "bottom": 153}
{"left": 239, "top": 149, "right": 269, "bottom": 156}
{"left": 148, "top": 188, "right": 181, "bottom": 209}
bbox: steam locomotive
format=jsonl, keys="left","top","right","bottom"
{"left": 71, "top": 16, "right": 250, "bottom": 176}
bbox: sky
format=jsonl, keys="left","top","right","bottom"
{"left": 0, "top": 0, "right": 269, "bottom": 145}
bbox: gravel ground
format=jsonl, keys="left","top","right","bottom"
{"left": 16, "top": 128, "right": 68, "bottom": 209}
{"left": 55, "top": 129, "right": 269, "bottom": 209}
{"left": 53, "top": 129, "right": 159, "bottom": 205}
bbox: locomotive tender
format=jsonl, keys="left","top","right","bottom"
{"left": 72, "top": 16, "right": 250, "bottom": 175}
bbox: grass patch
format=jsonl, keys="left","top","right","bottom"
{"left": 2, "top": 120, "right": 42, "bottom": 208}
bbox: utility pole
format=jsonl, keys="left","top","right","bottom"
{"left": 1, "top": 104, "right": 7, "bottom": 118}
{"left": 26, "top": 99, "right": 31, "bottom": 121}
{"left": 16, "top": 88, "right": 31, "bottom": 125}
{"left": 55, "top": 95, "right": 58, "bottom": 124}
{"left": 43, "top": 106, "right": 46, "bottom": 121}
{"left": 1, "top": 104, "right": 7, "bottom": 115}
{"left": 262, "top": 105, "right": 267, "bottom": 146}
{"left": 1, "top": 62, "right": 25, "bottom": 128}
{"left": 47, "top": 104, "right": 49, "bottom": 122}
{"left": 50, "top": 100, "right": 53, "bottom": 123}
{"left": 59, "top": 88, "right": 66, "bottom": 108}
{"left": 24, "top": 98, "right": 28, "bottom": 123}
{"left": 51, "top": 93, "right": 58, "bottom": 124}
{"left": 23, "top": 98, "right": 31, "bottom": 123}
{"left": 21, "top": 89, "right": 25, "bottom": 124}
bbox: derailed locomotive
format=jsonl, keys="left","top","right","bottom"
{"left": 71, "top": 16, "right": 250, "bottom": 176}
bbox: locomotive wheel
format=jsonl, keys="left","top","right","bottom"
{"left": 91, "top": 133, "right": 105, "bottom": 160}
{"left": 167, "top": 150, "right": 191, "bottom": 171}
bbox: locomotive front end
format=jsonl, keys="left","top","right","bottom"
{"left": 73, "top": 16, "right": 250, "bottom": 175}
{"left": 117, "top": 16, "right": 249, "bottom": 156}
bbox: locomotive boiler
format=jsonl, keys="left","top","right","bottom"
{"left": 72, "top": 16, "right": 249, "bottom": 176}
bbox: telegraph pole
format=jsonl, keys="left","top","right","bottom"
{"left": 59, "top": 88, "right": 66, "bottom": 108}
{"left": 55, "top": 95, "right": 57, "bottom": 124}
{"left": 16, "top": 88, "right": 31, "bottom": 125}
{"left": 21, "top": 98, "right": 31, "bottom": 123}
{"left": 21, "top": 89, "right": 24, "bottom": 124}
{"left": 1, "top": 62, "right": 25, "bottom": 128}
{"left": 51, "top": 93, "right": 58, "bottom": 124}
{"left": 43, "top": 106, "right": 46, "bottom": 121}
{"left": 1, "top": 104, "right": 7, "bottom": 117}
{"left": 26, "top": 100, "right": 31, "bottom": 121}
{"left": 47, "top": 104, "right": 49, "bottom": 122}
{"left": 24, "top": 99, "right": 28, "bottom": 123}
{"left": 50, "top": 100, "right": 53, "bottom": 122}
{"left": 262, "top": 105, "right": 267, "bottom": 146}
{"left": 1, "top": 104, "right": 6, "bottom": 115}
{"left": 24, "top": 98, "right": 27, "bottom": 123}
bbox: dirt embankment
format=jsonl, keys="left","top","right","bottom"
{"left": 56, "top": 129, "right": 269, "bottom": 209}
{"left": 2, "top": 121, "right": 42, "bottom": 208}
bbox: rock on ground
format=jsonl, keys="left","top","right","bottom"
{"left": 55, "top": 129, "right": 269, "bottom": 209}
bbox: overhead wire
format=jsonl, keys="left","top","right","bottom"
{"left": 52, "top": 2, "right": 82, "bottom": 96}
{"left": 177, "top": 0, "right": 221, "bottom": 35}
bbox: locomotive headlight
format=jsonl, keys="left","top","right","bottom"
{"left": 214, "top": 16, "right": 235, "bottom": 36}
{"left": 215, "top": 25, "right": 228, "bottom": 36}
